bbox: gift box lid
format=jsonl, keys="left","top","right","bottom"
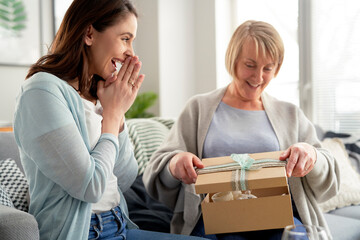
{"left": 195, "top": 151, "right": 288, "bottom": 194}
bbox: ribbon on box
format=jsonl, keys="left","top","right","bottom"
{"left": 196, "top": 154, "right": 286, "bottom": 191}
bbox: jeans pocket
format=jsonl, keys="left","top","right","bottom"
{"left": 112, "top": 208, "right": 127, "bottom": 237}
{"left": 88, "top": 224, "right": 101, "bottom": 240}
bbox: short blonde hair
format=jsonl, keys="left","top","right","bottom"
{"left": 225, "top": 20, "right": 284, "bottom": 78}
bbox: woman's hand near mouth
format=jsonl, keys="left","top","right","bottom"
{"left": 98, "top": 55, "right": 145, "bottom": 135}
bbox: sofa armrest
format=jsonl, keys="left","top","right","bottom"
{"left": 0, "top": 205, "right": 39, "bottom": 240}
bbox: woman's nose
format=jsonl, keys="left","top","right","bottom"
{"left": 253, "top": 69, "right": 263, "bottom": 83}
{"left": 124, "top": 46, "right": 135, "bottom": 58}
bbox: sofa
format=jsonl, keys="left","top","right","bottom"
{"left": 0, "top": 117, "right": 360, "bottom": 240}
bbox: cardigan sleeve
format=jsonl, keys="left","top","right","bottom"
{"left": 142, "top": 98, "right": 200, "bottom": 210}
{"left": 262, "top": 92, "right": 340, "bottom": 203}
{"left": 14, "top": 86, "right": 119, "bottom": 203}
{"left": 296, "top": 108, "right": 340, "bottom": 203}
{"left": 113, "top": 122, "right": 138, "bottom": 192}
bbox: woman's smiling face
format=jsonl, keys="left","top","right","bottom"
{"left": 233, "top": 39, "right": 277, "bottom": 102}
{"left": 85, "top": 13, "right": 138, "bottom": 81}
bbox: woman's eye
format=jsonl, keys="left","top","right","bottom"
{"left": 246, "top": 64, "right": 255, "bottom": 68}
{"left": 122, "top": 38, "right": 130, "bottom": 42}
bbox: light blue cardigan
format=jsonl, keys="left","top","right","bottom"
{"left": 14, "top": 72, "right": 138, "bottom": 240}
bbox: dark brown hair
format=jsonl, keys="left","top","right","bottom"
{"left": 27, "top": 0, "right": 137, "bottom": 97}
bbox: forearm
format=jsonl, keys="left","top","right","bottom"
{"left": 20, "top": 124, "right": 119, "bottom": 203}
{"left": 305, "top": 148, "right": 340, "bottom": 202}
{"left": 143, "top": 149, "right": 183, "bottom": 210}
{"left": 114, "top": 123, "right": 138, "bottom": 192}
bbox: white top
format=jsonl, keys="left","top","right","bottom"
{"left": 82, "top": 99, "right": 121, "bottom": 213}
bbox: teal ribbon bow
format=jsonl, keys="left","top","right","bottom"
{"left": 197, "top": 153, "right": 287, "bottom": 191}
{"left": 231, "top": 154, "right": 255, "bottom": 170}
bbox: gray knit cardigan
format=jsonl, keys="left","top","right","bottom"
{"left": 143, "top": 87, "right": 340, "bottom": 239}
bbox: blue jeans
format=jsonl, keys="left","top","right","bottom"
{"left": 89, "top": 206, "right": 206, "bottom": 240}
{"left": 190, "top": 215, "right": 304, "bottom": 240}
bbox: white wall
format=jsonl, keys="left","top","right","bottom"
{"left": 194, "top": 0, "right": 218, "bottom": 99}
{"left": 135, "top": 0, "right": 218, "bottom": 118}
{"left": 132, "top": 0, "right": 160, "bottom": 116}
{"left": 215, "top": 0, "right": 236, "bottom": 88}
{"left": 0, "top": 0, "right": 53, "bottom": 126}
{"left": 0, "top": 67, "right": 27, "bottom": 126}
{"left": 158, "top": 0, "right": 197, "bottom": 118}
{"left": 0, "top": 0, "right": 223, "bottom": 125}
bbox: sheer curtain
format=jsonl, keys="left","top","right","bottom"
{"left": 310, "top": 0, "right": 360, "bottom": 135}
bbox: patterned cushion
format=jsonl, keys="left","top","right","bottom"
{"left": 126, "top": 118, "right": 174, "bottom": 175}
{"left": 318, "top": 138, "right": 360, "bottom": 212}
{"left": 0, "top": 184, "right": 14, "bottom": 208}
{"left": 0, "top": 158, "right": 29, "bottom": 211}
{"left": 150, "top": 117, "right": 175, "bottom": 130}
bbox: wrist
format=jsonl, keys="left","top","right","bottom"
{"left": 101, "top": 111, "right": 123, "bottom": 135}
{"left": 119, "top": 117, "right": 125, "bottom": 133}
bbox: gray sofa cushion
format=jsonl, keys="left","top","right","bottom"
{"left": 0, "top": 205, "right": 39, "bottom": 240}
{"left": 324, "top": 213, "right": 360, "bottom": 240}
{"left": 0, "top": 132, "right": 22, "bottom": 173}
{"left": 327, "top": 205, "right": 360, "bottom": 220}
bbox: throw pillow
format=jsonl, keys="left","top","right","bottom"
{"left": 318, "top": 138, "right": 360, "bottom": 212}
{"left": 0, "top": 184, "right": 14, "bottom": 208}
{"left": 150, "top": 117, "right": 175, "bottom": 130}
{"left": 0, "top": 158, "right": 29, "bottom": 211}
{"left": 323, "top": 131, "right": 360, "bottom": 174}
{"left": 127, "top": 118, "right": 172, "bottom": 175}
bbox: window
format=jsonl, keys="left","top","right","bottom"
{"left": 227, "top": 0, "right": 360, "bottom": 135}
{"left": 233, "top": 0, "right": 299, "bottom": 106}
{"left": 310, "top": 0, "right": 360, "bottom": 135}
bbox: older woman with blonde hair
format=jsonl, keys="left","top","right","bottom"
{"left": 143, "top": 20, "right": 340, "bottom": 239}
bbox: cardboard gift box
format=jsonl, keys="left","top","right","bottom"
{"left": 195, "top": 151, "right": 294, "bottom": 234}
